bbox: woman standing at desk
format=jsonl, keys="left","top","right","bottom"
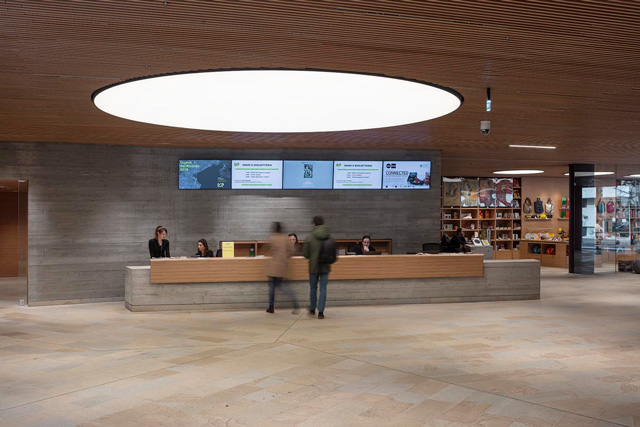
{"left": 149, "top": 226, "right": 170, "bottom": 258}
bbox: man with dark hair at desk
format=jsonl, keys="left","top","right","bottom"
{"left": 353, "top": 235, "right": 376, "bottom": 255}
{"left": 303, "top": 216, "right": 331, "bottom": 319}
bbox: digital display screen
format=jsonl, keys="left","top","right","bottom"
{"left": 333, "top": 161, "right": 383, "bottom": 189}
{"left": 179, "top": 160, "right": 232, "bottom": 189}
{"left": 382, "top": 161, "right": 431, "bottom": 189}
{"left": 283, "top": 161, "right": 334, "bottom": 189}
{"left": 231, "top": 160, "right": 283, "bottom": 189}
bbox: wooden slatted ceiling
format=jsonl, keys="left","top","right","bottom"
{"left": 1, "top": 0, "right": 640, "bottom": 177}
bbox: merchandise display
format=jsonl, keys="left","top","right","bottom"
{"left": 442, "top": 177, "right": 522, "bottom": 259}
{"left": 593, "top": 180, "right": 640, "bottom": 266}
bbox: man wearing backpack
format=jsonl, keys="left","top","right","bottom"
{"left": 303, "top": 216, "right": 332, "bottom": 319}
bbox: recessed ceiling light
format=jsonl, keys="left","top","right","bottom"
{"left": 509, "top": 145, "right": 556, "bottom": 149}
{"left": 92, "top": 68, "right": 463, "bottom": 133}
{"left": 624, "top": 174, "right": 640, "bottom": 178}
{"left": 494, "top": 170, "right": 544, "bottom": 175}
{"left": 563, "top": 172, "right": 614, "bottom": 176}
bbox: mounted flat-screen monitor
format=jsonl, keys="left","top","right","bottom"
{"left": 231, "top": 160, "right": 283, "bottom": 189}
{"left": 179, "top": 160, "right": 232, "bottom": 189}
{"left": 333, "top": 161, "right": 383, "bottom": 189}
{"left": 382, "top": 161, "right": 431, "bottom": 189}
{"left": 283, "top": 161, "right": 333, "bottom": 189}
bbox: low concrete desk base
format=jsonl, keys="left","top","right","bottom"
{"left": 125, "top": 259, "right": 540, "bottom": 312}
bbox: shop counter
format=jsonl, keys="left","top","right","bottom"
{"left": 125, "top": 255, "right": 540, "bottom": 312}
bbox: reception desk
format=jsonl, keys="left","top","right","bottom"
{"left": 126, "top": 255, "right": 540, "bottom": 312}
{"left": 149, "top": 254, "right": 484, "bottom": 284}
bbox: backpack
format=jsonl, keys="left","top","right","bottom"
{"left": 318, "top": 238, "right": 337, "bottom": 264}
{"left": 523, "top": 197, "right": 533, "bottom": 214}
{"left": 534, "top": 197, "right": 544, "bottom": 214}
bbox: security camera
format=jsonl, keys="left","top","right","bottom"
{"left": 480, "top": 120, "right": 491, "bottom": 135}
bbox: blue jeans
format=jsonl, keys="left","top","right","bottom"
{"left": 309, "top": 273, "right": 328, "bottom": 313}
{"left": 268, "top": 277, "right": 298, "bottom": 308}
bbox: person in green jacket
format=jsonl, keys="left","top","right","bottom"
{"left": 303, "top": 216, "right": 331, "bottom": 319}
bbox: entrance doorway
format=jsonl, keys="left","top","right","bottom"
{"left": 0, "top": 179, "right": 28, "bottom": 306}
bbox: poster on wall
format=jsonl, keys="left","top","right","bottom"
{"left": 461, "top": 178, "right": 479, "bottom": 207}
{"left": 442, "top": 178, "right": 462, "bottom": 206}
{"left": 495, "top": 178, "right": 513, "bottom": 207}
{"left": 478, "top": 178, "right": 496, "bottom": 207}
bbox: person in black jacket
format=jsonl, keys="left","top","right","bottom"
{"left": 195, "top": 239, "right": 214, "bottom": 257}
{"left": 353, "top": 235, "right": 376, "bottom": 255}
{"left": 450, "top": 227, "right": 470, "bottom": 253}
{"left": 149, "top": 226, "right": 170, "bottom": 258}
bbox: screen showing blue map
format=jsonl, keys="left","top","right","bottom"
{"left": 179, "top": 160, "right": 232, "bottom": 189}
{"left": 283, "top": 161, "right": 333, "bottom": 189}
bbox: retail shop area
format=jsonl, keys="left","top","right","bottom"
{"left": 441, "top": 174, "right": 640, "bottom": 274}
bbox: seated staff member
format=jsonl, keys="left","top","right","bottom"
{"left": 288, "top": 233, "right": 303, "bottom": 254}
{"left": 149, "top": 226, "right": 170, "bottom": 258}
{"left": 195, "top": 239, "right": 214, "bottom": 257}
{"left": 353, "top": 235, "right": 376, "bottom": 255}
{"left": 450, "top": 227, "right": 470, "bottom": 253}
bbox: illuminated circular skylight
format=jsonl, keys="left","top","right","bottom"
{"left": 493, "top": 170, "right": 544, "bottom": 175}
{"left": 92, "top": 69, "right": 463, "bottom": 133}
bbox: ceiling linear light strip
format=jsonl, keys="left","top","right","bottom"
{"left": 92, "top": 68, "right": 463, "bottom": 133}
{"left": 493, "top": 170, "right": 544, "bottom": 175}
{"left": 509, "top": 145, "right": 556, "bottom": 149}
{"left": 563, "top": 172, "right": 614, "bottom": 176}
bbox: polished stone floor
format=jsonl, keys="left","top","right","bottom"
{"left": 1, "top": 267, "right": 639, "bottom": 426}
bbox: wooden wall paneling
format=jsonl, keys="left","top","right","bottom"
{"left": 150, "top": 254, "right": 484, "bottom": 284}
{"left": 2, "top": 1, "right": 640, "bottom": 176}
{"left": 0, "top": 193, "right": 20, "bottom": 276}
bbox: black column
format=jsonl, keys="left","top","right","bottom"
{"left": 569, "top": 164, "right": 595, "bottom": 274}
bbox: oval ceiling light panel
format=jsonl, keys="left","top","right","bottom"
{"left": 92, "top": 69, "right": 463, "bottom": 133}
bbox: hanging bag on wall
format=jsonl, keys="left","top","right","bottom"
{"left": 523, "top": 197, "right": 533, "bottom": 214}
{"left": 534, "top": 197, "right": 544, "bottom": 214}
{"left": 545, "top": 197, "right": 554, "bottom": 215}
{"left": 606, "top": 200, "right": 615, "bottom": 213}
{"left": 597, "top": 198, "right": 605, "bottom": 214}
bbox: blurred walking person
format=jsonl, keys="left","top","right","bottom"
{"left": 265, "top": 222, "right": 298, "bottom": 314}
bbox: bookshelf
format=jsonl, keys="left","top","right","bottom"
{"left": 442, "top": 178, "right": 522, "bottom": 259}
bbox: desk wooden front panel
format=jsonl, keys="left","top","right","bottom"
{"left": 150, "top": 254, "right": 483, "bottom": 284}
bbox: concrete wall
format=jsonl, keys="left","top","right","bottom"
{"left": 0, "top": 142, "right": 441, "bottom": 305}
